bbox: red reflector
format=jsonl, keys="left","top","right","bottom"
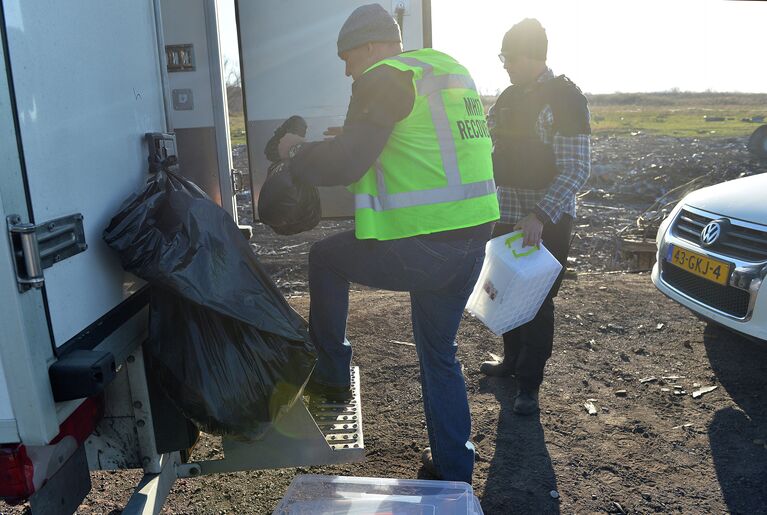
{"left": 52, "top": 395, "right": 104, "bottom": 447}
{"left": 0, "top": 443, "right": 35, "bottom": 501}
{"left": 0, "top": 395, "right": 104, "bottom": 501}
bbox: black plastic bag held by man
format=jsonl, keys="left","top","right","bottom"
{"left": 103, "top": 162, "right": 316, "bottom": 439}
{"left": 258, "top": 115, "right": 321, "bottom": 235}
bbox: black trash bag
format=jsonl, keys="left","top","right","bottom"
{"left": 103, "top": 167, "right": 316, "bottom": 439}
{"left": 264, "top": 115, "right": 308, "bottom": 163}
{"left": 258, "top": 161, "right": 321, "bottom": 235}
{"left": 258, "top": 115, "right": 321, "bottom": 235}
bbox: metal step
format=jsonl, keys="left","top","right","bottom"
{"left": 306, "top": 366, "right": 365, "bottom": 452}
{"left": 177, "top": 367, "right": 365, "bottom": 476}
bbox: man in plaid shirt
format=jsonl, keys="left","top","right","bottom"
{"left": 480, "top": 19, "right": 591, "bottom": 415}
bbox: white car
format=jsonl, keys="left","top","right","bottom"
{"left": 652, "top": 173, "right": 767, "bottom": 342}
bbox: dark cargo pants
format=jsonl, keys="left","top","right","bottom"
{"left": 494, "top": 215, "right": 573, "bottom": 391}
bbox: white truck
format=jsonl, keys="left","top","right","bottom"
{"left": 0, "top": 1, "right": 428, "bottom": 512}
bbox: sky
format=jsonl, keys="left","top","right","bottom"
{"left": 218, "top": 0, "right": 767, "bottom": 95}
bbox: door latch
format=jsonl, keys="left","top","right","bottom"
{"left": 231, "top": 168, "right": 248, "bottom": 194}
{"left": 7, "top": 213, "right": 87, "bottom": 292}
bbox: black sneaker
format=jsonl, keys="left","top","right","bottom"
{"left": 304, "top": 380, "right": 353, "bottom": 403}
{"left": 264, "top": 115, "right": 308, "bottom": 163}
{"left": 513, "top": 388, "right": 540, "bottom": 415}
{"left": 479, "top": 360, "right": 514, "bottom": 377}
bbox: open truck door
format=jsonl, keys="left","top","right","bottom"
{"left": 238, "top": 0, "right": 432, "bottom": 220}
{"left": 172, "top": 0, "right": 431, "bottom": 482}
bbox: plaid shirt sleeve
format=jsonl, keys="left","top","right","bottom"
{"left": 534, "top": 133, "right": 591, "bottom": 224}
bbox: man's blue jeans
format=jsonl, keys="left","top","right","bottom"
{"left": 308, "top": 229, "right": 487, "bottom": 483}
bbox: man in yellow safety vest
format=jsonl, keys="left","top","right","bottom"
{"left": 277, "top": 3, "right": 499, "bottom": 483}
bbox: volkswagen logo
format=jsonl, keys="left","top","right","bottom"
{"left": 700, "top": 221, "right": 721, "bottom": 246}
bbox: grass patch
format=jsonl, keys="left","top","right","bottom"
{"left": 589, "top": 105, "right": 765, "bottom": 138}
{"left": 229, "top": 112, "right": 247, "bottom": 146}
{"left": 481, "top": 92, "right": 766, "bottom": 138}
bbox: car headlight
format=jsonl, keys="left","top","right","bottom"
{"left": 656, "top": 200, "right": 685, "bottom": 248}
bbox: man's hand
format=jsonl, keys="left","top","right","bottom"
{"left": 514, "top": 213, "right": 544, "bottom": 248}
{"left": 277, "top": 133, "right": 306, "bottom": 160}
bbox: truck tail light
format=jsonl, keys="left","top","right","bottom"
{"left": 0, "top": 395, "right": 103, "bottom": 502}
{"left": 0, "top": 444, "right": 34, "bottom": 501}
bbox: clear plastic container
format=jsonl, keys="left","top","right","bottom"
{"left": 273, "top": 475, "right": 484, "bottom": 514}
{"left": 465, "top": 231, "right": 563, "bottom": 335}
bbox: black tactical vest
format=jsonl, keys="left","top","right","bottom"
{"left": 492, "top": 75, "right": 590, "bottom": 189}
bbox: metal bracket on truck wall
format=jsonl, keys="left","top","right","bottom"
{"left": 6, "top": 213, "right": 87, "bottom": 292}
{"left": 145, "top": 132, "right": 178, "bottom": 169}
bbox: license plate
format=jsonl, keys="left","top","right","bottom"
{"left": 666, "top": 245, "right": 730, "bottom": 285}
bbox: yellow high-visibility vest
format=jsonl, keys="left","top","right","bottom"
{"left": 351, "top": 48, "right": 499, "bottom": 240}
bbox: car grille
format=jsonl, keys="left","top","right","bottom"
{"left": 661, "top": 262, "right": 751, "bottom": 318}
{"left": 673, "top": 209, "right": 767, "bottom": 262}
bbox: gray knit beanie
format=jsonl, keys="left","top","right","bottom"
{"left": 502, "top": 18, "right": 548, "bottom": 60}
{"left": 337, "top": 3, "right": 401, "bottom": 56}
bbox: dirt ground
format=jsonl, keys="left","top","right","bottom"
{"left": 69, "top": 273, "right": 767, "bottom": 514}
{"left": 3, "top": 135, "right": 766, "bottom": 514}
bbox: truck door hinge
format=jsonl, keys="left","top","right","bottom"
{"left": 7, "top": 213, "right": 87, "bottom": 292}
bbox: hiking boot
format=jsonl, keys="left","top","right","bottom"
{"left": 420, "top": 447, "right": 443, "bottom": 479}
{"left": 264, "top": 115, "right": 308, "bottom": 163}
{"left": 304, "top": 380, "right": 353, "bottom": 403}
{"left": 513, "top": 388, "right": 540, "bottom": 415}
{"left": 479, "top": 359, "right": 514, "bottom": 377}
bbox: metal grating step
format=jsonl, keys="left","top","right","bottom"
{"left": 306, "top": 367, "right": 365, "bottom": 452}
{"left": 177, "top": 367, "right": 365, "bottom": 477}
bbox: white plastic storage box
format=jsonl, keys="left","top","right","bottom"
{"left": 273, "top": 475, "right": 484, "bottom": 514}
{"left": 466, "top": 231, "right": 563, "bottom": 336}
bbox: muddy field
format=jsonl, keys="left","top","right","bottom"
{"left": 3, "top": 135, "right": 766, "bottom": 514}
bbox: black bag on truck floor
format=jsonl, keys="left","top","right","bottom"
{"left": 103, "top": 168, "right": 316, "bottom": 439}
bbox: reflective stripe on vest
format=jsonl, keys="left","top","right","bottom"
{"left": 354, "top": 55, "right": 494, "bottom": 212}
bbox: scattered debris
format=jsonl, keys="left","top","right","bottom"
{"left": 673, "top": 423, "right": 693, "bottom": 429}
{"left": 618, "top": 237, "right": 656, "bottom": 271}
{"left": 488, "top": 352, "right": 502, "bottom": 363}
{"left": 550, "top": 490, "right": 560, "bottom": 499}
{"left": 640, "top": 377, "right": 657, "bottom": 384}
{"left": 656, "top": 323, "right": 665, "bottom": 331}
{"left": 612, "top": 501, "right": 627, "bottom": 514}
{"left": 584, "top": 400, "right": 598, "bottom": 415}
{"left": 615, "top": 390, "right": 628, "bottom": 397}
{"left": 389, "top": 339, "right": 415, "bottom": 347}
{"left": 607, "top": 323, "right": 626, "bottom": 334}
{"left": 692, "top": 385, "right": 718, "bottom": 399}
